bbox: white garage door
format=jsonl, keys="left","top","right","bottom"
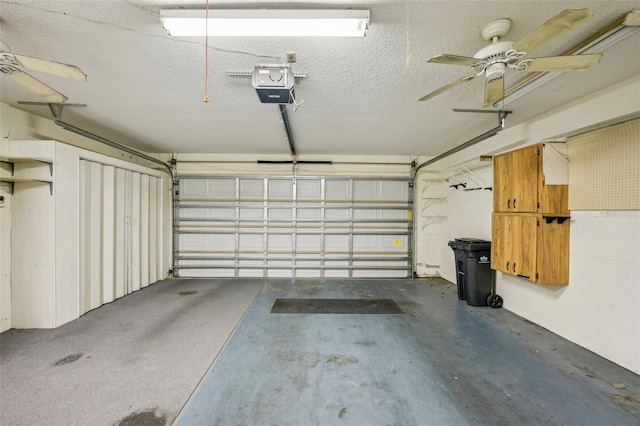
{"left": 174, "top": 176, "right": 412, "bottom": 278}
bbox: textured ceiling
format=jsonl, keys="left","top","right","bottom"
{"left": 1, "top": 0, "right": 639, "bottom": 157}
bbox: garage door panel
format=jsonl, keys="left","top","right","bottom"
{"left": 180, "top": 179, "right": 209, "bottom": 198}
{"left": 209, "top": 208, "right": 236, "bottom": 220}
{"left": 297, "top": 208, "right": 321, "bottom": 220}
{"left": 175, "top": 176, "right": 411, "bottom": 278}
{"left": 179, "top": 234, "right": 208, "bottom": 249}
{"left": 297, "top": 234, "right": 321, "bottom": 251}
{"left": 381, "top": 180, "right": 409, "bottom": 200}
{"left": 325, "top": 180, "right": 349, "bottom": 199}
{"left": 297, "top": 179, "right": 321, "bottom": 200}
{"left": 268, "top": 234, "right": 292, "bottom": 251}
{"left": 325, "top": 209, "right": 348, "bottom": 220}
{"left": 268, "top": 180, "right": 292, "bottom": 199}
{"left": 325, "top": 234, "right": 349, "bottom": 251}
{"left": 240, "top": 179, "right": 263, "bottom": 198}
{"left": 181, "top": 178, "right": 236, "bottom": 199}
{"left": 239, "top": 208, "right": 263, "bottom": 219}
{"left": 268, "top": 208, "right": 292, "bottom": 219}
{"left": 239, "top": 234, "right": 263, "bottom": 251}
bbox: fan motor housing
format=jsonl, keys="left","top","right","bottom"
{"left": 474, "top": 40, "right": 515, "bottom": 61}
{"left": 485, "top": 63, "right": 506, "bottom": 81}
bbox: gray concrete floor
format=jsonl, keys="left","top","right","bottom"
{"left": 1, "top": 278, "right": 639, "bottom": 425}
{"left": 0, "top": 278, "right": 263, "bottom": 426}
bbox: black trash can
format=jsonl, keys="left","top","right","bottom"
{"left": 448, "top": 238, "right": 492, "bottom": 306}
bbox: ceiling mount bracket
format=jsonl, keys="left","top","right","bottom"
{"left": 17, "top": 101, "right": 86, "bottom": 119}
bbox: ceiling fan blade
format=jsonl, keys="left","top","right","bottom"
{"left": 427, "top": 54, "right": 483, "bottom": 67}
{"left": 7, "top": 70, "right": 68, "bottom": 102}
{"left": 522, "top": 54, "right": 602, "bottom": 72}
{"left": 418, "top": 75, "right": 475, "bottom": 102}
{"left": 483, "top": 77, "right": 504, "bottom": 108}
{"left": 623, "top": 9, "right": 640, "bottom": 26}
{"left": 12, "top": 54, "right": 87, "bottom": 81}
{"left": 513, "top": 9, "right": 593, "bottom": 54}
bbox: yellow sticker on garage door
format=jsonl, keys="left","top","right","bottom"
{"left": 393, "top": 240, "right": 402, "bottom": 246}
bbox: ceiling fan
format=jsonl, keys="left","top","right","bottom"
{"left": 0, "top": 41, "right": 87, "bottom": 103}
{"left": 418, "top": 9, "right": 603, "bottom": 108}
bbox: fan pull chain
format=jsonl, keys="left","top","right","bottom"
{"left": 203, "top": 0, "right": 209, "bottom": 103}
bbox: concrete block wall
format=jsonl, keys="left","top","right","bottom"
{"left": 432, "top": 160, "right": 640, "bottom": 374}
{"left": 500, "top": 211, "right": 640, "bottom": 372}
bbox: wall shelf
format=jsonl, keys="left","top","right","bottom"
{"left": 0, "top": 157, "right": 54, "bottom": 194}
{"left": 1, "top": 157, "right": 53, "bottom": 164}
{"left": 0, "top": 176, "right": 53, "bottom": 183}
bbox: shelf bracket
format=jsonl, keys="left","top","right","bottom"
{"left": 543, "top": 215, "right": 570, "bottom": 224}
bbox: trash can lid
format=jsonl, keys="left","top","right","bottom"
{"left": 448, "top": 238, "right": 491, "bottom": 251}
{"left": 455, "top": 237, "right": 489, "bottom": 243}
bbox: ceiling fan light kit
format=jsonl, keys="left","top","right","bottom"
{"left": 160, "top": 9, "right": 370, "bottom": 37}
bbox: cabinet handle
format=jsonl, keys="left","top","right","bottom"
{"left": 513, "top": 262, "right": 516, "bottom": 272}
{"left": 507, "top": 199, "right": 511, "bottom": 208}
{"left": 513, "top": 199, "right": 516, "bottom": 209}
{"left": 506, "top": 261, "right": 509, "bottom": 270}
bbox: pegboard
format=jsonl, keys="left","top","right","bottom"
{"left": 567, "top": 118, "right": 640, "bottom": 210}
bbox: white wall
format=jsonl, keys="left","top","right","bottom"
{"left": 419, "top": 75, "right": 640, "bottom": 374}
{"left": 0, "top": 132, "right": 12, "bottom": 332}
{"left": 0, "top": 166, "right": 12, "bottom": 332}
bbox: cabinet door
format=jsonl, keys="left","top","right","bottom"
{"left": 491, "top": 214, "right": 536, "bottom": 280}
{"left": 538, "top": 181, "right": 569, "bottom": 214}
{"left": 493, "top": 145, "right": 539, "bottom": 212}
{"left": 512, "top": 215, "right": 537, "bottom": 279}
{"left": 491, "top": 214, "right": 509, "bottom": 273}
{"left": 493, "top": 153, "right": 510, "bottom": 212}
{"left": 536, "top": 218, "right": 569, "bottom": 284}
{"left": 509, "top": 145, "right": 539, "bottom": 212}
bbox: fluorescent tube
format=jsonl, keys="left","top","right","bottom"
{"left": 160, "top": 9, "right": 370, "bottom": 37}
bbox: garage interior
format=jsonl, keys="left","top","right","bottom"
{"left": 0, "top": 1, "right": 639, "bottom": 425}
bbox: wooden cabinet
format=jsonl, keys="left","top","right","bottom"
{"left": 492, "top": 213, "right": 569, "bottom": 284}
{"left": 491, "top": 143, "right": 569, "bottom": 285}
{"left": 493, "top": 143, "right": 568, "bottom": 214}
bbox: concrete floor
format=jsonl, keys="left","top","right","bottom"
{"left": 1, "top": 278, "right": 639, "bottom": 425}
{"left": 175, "top": 278, "right": 640, "bottom": 425}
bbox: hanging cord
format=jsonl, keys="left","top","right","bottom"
{"left": 203, "top": 0, "right": 210, "bottom": 103}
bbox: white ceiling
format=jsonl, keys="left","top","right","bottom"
{"left": 1, "top": 0, "right": 639, "bottom": 157}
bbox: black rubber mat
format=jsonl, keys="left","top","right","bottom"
{"left": 270, "top": 298, "right": 405, "bottom": 314}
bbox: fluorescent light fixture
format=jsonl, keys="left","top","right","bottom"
{"left": 160, "top": 9, "right": 370, "bottom": 37}
{"left": 495, "top": 10, "right": 640, "bottom": 107}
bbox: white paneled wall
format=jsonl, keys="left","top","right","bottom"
{"left": 7, "top": 140, "right": 168, "bottom": 329}
{"left": 79, "top": 160, "right": 163, "bottom": 315}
